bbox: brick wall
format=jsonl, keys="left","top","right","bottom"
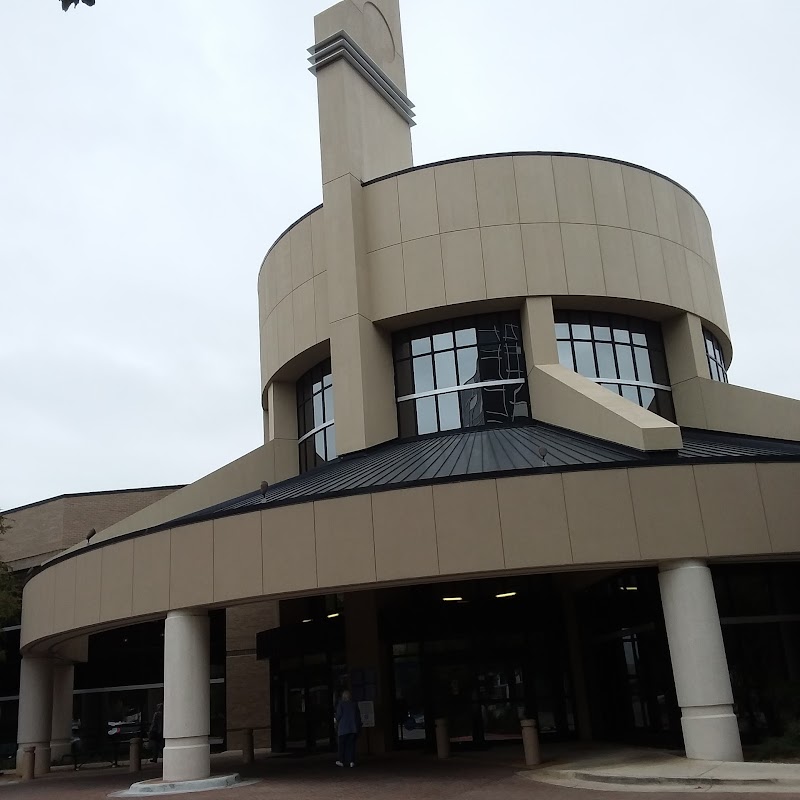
{"left": 1, "top": 487, "right": 181, "bottom": 569}
{"left": 226, "top": 600, "right": 279, "bottom": 750}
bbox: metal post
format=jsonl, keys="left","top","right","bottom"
{"left": 242, "top": 729, "right": 254, "bottom": 764}
{"left": 434, "top": 718, "right": 450, "bottom": 759}
{"left": 521, "top": 718, "right": 540, "bottom": 766}
{"left": 129, "top": 738, "right": 142, "bottom": 773}
{"left": 21, "top": 746, "right": 35, "bottom": 781}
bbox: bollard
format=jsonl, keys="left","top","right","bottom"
{"left": 434, "top": 718, "right": 450, "bottom": 760}
{"left": 21, "top": 746, "right": 35, "bottom": 781}
{"left": 242, "top": 729, "right": 255, "bottom": 765}
{"left": 128, "top": 737, "right": 142, "bottom": 773}
{"left": 521, "top": 719, "right": 540, "bottom": 766}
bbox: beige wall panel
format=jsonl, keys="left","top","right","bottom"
{"left": 675, "top": 191, "right": 701, "bottom": 257}
{"left": 692, "top": 202, "right": 715, "bottom": 266}
{"left": 433, "top": 481, "right": 504, "bottom": 575}
{"left": 97, "top": 445, "right": 276, "bottom": 543}
{"left": 563, "top": 470, "right": 640, "bottom": 564}
{"left": 481, "top": 224, "right": 527, "bottom": 299}
{"left": 561, "top": 223, "right": 605, "bottom": 295}
{"left": 74, "top": 548, "right": 102, "bottom": 629}
{"left": 402, "top": 235, "right": 445, "bottom": 313}
{"left": 313, "top": 272, "right": 330, "bottom": 343}
{"left": 21, "top": 569, "right": 55, "bottom": 648}
{"left": 703, "top": 261, "right": 728, "bottom": 333}
{"left": 661, "top": 239, "right": 693, "bottom": 310}
{"left": 397, "top": 168, "right": 439, "bottom": 241}
{"left": 756, "top": 462, "right": 800, "bottom": 554}
{"left": 364, "top": 178, "right": 401, "bottom": 252}
{"left": 276, "top": 296, "right": 295, "bottom": 367}
{"left": 474, "top": 157, "right": 519, "bottom": 227}
{"left": 263, "top": 313, "right": 278, "bottom": 386}
{"left": 132, "top": 530, "right": 171, "bottom": 616}
{"left": 685, "top": 250, "right": 711, "bottom": 318}
{"left": 671, "top": 378, "right": 709, "bottom": 429}
{"left": 697, "top": 379, "right": 800, "bottom": 441}
{"left": 372, "top": 487, "right": 439, "bottom": 581}
{"left": 272, "top": 237, "right": 293, "bottom": 307}
{"left": 263, "top": 504, "right": 317, "bottom": 595}
{"left": 99, "top": 540, "right": 134, "bottom": 622}
{"left": 267, "top": 380, "right": 298, "bottom": 443}
{"left": 435, "top": 160, "right": 480, "bottom": 233}
{"left": 315, "top": 495, "right": 377, "bottom": 588}
{"left": 552, "top": 156, "right": 596, "bottom": 224}
{"left": 651, "top": 176, "right": 682, "bottom": 245}
{"left": 694, "top": 463, "right": 770, "bottom": 556}
{"left": 264, "top": 251, "right": 278, "bottom": 316}
{"left": 521, "top": 223, "right": 568, "bottom": 295}
{"left": 357, "top": 313, "right": 398, "bottom": 449}
{"left": 214, "top": 514, "right": 263, "bottom": 603}
{"left": 310, "top": 208, "right": 326, "bottom": 276}
{"left": 441, "top": 229, "right": 486, "bottom": 305}
{"left": 663, "top": 312, "right": 709, "bottom": 385}
{"left": 291, "top": 278, "right": 317, "bottom": 355}
{"left": 497, "top": 474, "right": 572, "bottom": 568}
{"left": 589, "top": 159, "right": 629, "bottom": 228}
{"left": 598, "top": 226, "right": 640, "bottom": 299}
{"left": 272, "top": 438, "right": 299, "bottom": 482}
{"left": 52, "top": 559, "right": 77, "bottom": 634}
{"left": 515, "top": 155, "right": 559, "bottom": 223}
{"left": 521, "top": 296, "right": 558, "bottom": 366}
{"left": 170, "top": 522, "right": 214, "bottom": 609}
{"left": 621, "top": 166, "right": 659, "bottom": 236}
{"left": 368, "top": 244, "right": 407, "bottom": 319}
{"left": 629, "top": 466, "right": 707, "bottom": 560}
{"left": 290, "top": 218, "right": 313, "bottom": 290}
{"left": 632, "top": 231, "right": 670, "bottom": 306}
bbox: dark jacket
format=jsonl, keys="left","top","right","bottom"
{"left": 335, "top": 699, "right": 362, "bottom": 736}
{"left": 149, "top": 710, "right": 163, "bottom": 740}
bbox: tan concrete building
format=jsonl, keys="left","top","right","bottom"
{"left": 15, "top": 0, "right": 800, "bottom": 784}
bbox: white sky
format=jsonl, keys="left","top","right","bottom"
{"left": 2, "top": 1, "right": 799, "bottom": 510}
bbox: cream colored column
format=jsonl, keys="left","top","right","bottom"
{"left": 163, "top": 610, "right": 211, "bottom": 782}
{"left": 49, "top": 664, "right": 74, "bottom": 763}
{"left": 267, "top": 381, "right": 299, "bottom": 481}
{"left": 313, "top": 0, "right": 413, "bottom": 456}
{"left": 16, "top": 657, "right": 54, "bottom": 776}
{"left": 658, "top": 560, "right": 743, "bottom": 761}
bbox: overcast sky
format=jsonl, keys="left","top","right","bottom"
{"left": 2, "top": 1, "right": 798, "bottom": 510}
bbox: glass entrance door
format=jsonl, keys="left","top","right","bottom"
{"left": 283, "top": 663, "right": 335, "bottom": 751}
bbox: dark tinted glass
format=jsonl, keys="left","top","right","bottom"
{"left": 554, "top": 311, "right": 674, "bottom": 422}
{"left": 296, "top": 358, "right": 335, "bottom": 473}
{"left": 703, "top": 328, "right": 728, "bottom": 383}
{"left": 393, "top": 312, "right": 531, "bottom": 437}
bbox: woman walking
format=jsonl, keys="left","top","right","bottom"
{"left": 334, "top": 690, "right": 361, "bottom": 768}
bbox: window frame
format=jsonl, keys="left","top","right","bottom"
{"left": 703, "top": 328, "right": 729, "bottom": 383}
{"left": 296, "top": 359, "right": 336, "bottom": 473}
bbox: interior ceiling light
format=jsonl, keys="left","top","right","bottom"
{"left": 327, "top": 612, "right": 340, "bottom": 618}
{"left": 302, "top": 618, "right": 313, "bottom": 623}
{"left": 620, "top": 586, "right": 639, "bottom": 591}
{"left": 496, "top": 591, "right": 517, "bottom": 598}
{"left": 442, "top": 596, "right": 463, "bottom": 602}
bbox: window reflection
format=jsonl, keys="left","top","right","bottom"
{"left": 393, "top": 312, "right": 531, "bottom": 438}
{"left": 703, "top": 329, "right": 728, "bottom": 383}
{"left": 296, "top": 358, "right": 335, "bottom": 473}
{"left": 554, "top": 311, "right": 675, "bottom": 422}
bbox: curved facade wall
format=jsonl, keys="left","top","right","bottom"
{"left": 20, "top": 461, "right": 800, "bottom": 654}
{"left": 259, "top": 154, "right": 730, "bottom": 397}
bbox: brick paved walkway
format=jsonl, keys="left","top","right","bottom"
{"left": 0, "top": 750, "right": 789, "bottom": 799}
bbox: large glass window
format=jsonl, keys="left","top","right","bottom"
{"left": 703, "top": 328, "right": 728, "bottom": 383}
{"left": 554, "top": 311, "right": 675, "bottom": 422}
{"left": 296, "top": 359, "right": 335, "bottom": 473}
{"left": 393, "top": 312, "right": 531, "bottom": 438}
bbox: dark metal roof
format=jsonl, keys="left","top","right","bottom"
{"left": 170, "top": 423, "right": 800, "bottom": 528}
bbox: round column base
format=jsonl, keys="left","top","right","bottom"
{"left": 682, "top": 705, "right": 743, "bottom": 762}
{"left": 15, "top": 743, "right": 51, "bottom": 777}
{"left": 50, "top": 739, "right": 72, "bottom": 763}
{"left": 162, "top": 737, "right": 210, "bottom": 782}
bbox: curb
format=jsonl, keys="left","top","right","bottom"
{"left": 570, "top": 770, "right": 780, "bottom": 788}
{"left": 112, "top": 772, "right": 242, "bottom": 796}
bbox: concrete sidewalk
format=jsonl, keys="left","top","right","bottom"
{"left": 525, "top": 745, "right": 800, "bottom": 793}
